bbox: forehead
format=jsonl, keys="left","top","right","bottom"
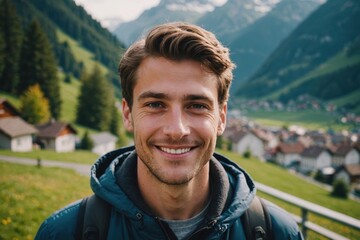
{"left": 134, "top": 57, "right": 218, "bottom": 98}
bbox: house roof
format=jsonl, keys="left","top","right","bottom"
{"left": 90, "top": 132, "right": 118, "bottom": 145}
{"left": 36, "top": 121, "right": 77, "bottom": 138}
{"left": 277, "top": 142, "right": 304, "bottom": 154}
{"left": 0, "top": 117, "right": 38, "bottom": 137}
{"left": 332, "top": 144, "right": 354, "bottom": 156}
{"left": 228, "top": 130, "right": 248, "bottom": 143}
{"left": 337, "top": 164, "right": 360, "bottom": 177}
{"left": 0, "top": 98, "right": 20, "bottom": 118}
{"left": 301, "top": 145, "right": 329, "bottom": 158}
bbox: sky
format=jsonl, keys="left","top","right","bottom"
{"left": 73, "top": 0, "right": 161, "bottom": 29}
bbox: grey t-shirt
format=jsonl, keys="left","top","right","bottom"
{"left": 162, "top": 201, "right": 210, "bottom": 240}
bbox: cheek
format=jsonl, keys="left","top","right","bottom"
{"left": 194, "top": 117, "right": 219, "bottom": 138}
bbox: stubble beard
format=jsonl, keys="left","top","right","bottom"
{"left": 136, "top": 137, "right": 210, "bottom": 186}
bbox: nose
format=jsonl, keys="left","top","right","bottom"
{"left": 163, "top": 107, "right": 190, "bottom": 140}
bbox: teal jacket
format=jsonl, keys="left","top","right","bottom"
{"left": 35, "top": 146, "right": 303, "bottom": 239}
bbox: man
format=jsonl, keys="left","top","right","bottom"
{"left": 35, "top": 22, "right": 303, "bottom": 239}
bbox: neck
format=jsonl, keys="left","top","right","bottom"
{"left": 137, "top": 159, "right": 210, "bottom": 220}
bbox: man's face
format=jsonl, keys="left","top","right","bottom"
{"left": 122, "top": 57, "right": 226, "bottom": 185}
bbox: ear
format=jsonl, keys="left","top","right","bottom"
{"left": 122, "top": 99, "right": 134, "bottom": 132}
{"left": 217, "top": 103, "right": 227, "bottom": 136}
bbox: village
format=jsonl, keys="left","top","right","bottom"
{"left": 0, "top": 98, "right": 118, "bottom": 156}
{"left": 223, "top": 108, "right": 360, "bottom": 198}
{"left": 1, "top": 97, "right": 359, "bottom": 198}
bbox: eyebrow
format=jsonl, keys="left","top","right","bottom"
{"left": 138, "top": 91, "right": 170, "bottom": 101}
{"left": 138, "top": 91, "right": 214, "bottom": 103}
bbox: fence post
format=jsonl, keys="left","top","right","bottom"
{"left": 301, "top": 208, "right": 308, "bottom": 239}
{"left": 37, "top": 157, "right": 42, "bottom": 168}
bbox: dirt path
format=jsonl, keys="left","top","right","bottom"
{"left": 0, "top": 155, "right": 91, "bottom": 176}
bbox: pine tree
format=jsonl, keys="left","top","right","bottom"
{"left": 109, "top": 104, "right": 120, "bottom": 137}
{"left": 80, "top": 131, "right": 94, "bottom": 150}
{"left": 0, "top": 0, "right": 22, "bottom": 93}
{"left": 19, "top": 20, "right": 61, "bottom": 119}
{"left": 76, "top": 65, "right": 113, "bottom": 130}
{"left": 20, "top": 84, "right": 51, "bottom": 124}
{"left": 0, "top": 28, "right": 4, "bottom": 78}
{"left": 109, "top": 103, "right": 128, "bottom": 147}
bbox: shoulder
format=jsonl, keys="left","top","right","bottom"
{"left": 262, "top": 199, "right": 304, "bottom": 240}
{"left": 35, "top": 200, "right": 82, "bottom": 240}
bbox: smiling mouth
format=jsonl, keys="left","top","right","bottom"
{"left": 159, "top": 147, "right": 191, "bottom": 155}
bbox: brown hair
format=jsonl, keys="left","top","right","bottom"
{"left": 119, "top": 22, "right": 235, "bottom": 108}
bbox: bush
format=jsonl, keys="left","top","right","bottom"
{"left": 243, "top": 150, "right": 251, "bottom": 159}
{"left": 80, "top": 131, "right": 94, "bottom": 150}
{"left": 314, "top": 170, "right": 325, "bottom": 182}
{"left": 331, "top": 179, "right": 349, "bottom": 199}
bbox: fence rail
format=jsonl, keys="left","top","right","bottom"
{"left": 256, "top": 182, "right": 360, "bottom": 239}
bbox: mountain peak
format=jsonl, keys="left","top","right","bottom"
{"left": 244, "top": 0, "right": 282, "bottom": 13}
{"left": 161, "top": 0, "right": 227, "bottom": 14}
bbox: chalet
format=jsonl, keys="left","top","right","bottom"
{"left": 331, "top": 144, "right": 360, "bottom": 168}
{"left": 0, "top": 117, "right": 38, "bottom": 152}
{"left": 299, "top": 145, "right": 332, "bottom": 174}
{"left": 90, "top": 132, "right": 118, "bottom": 156}
{"left": 229, "top": 129, "right": 265, "bottom": 160}
{"left": 0, "top": 98, "right": 20, "bottom": 118}
{"left": 334, "top": 164, "right": 360, "bottom": 186}
{"left": 35, "top": 120, "right": 77, "bottom": 152}
{"left": 275, "top": 142, "right": 304, "bottom": 167}
{"left": 0, "top": 99, "right": 38, "bottom": 152}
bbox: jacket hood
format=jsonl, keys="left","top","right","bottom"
{"left": 90, "top": 146, "right": 256, "bottom": 227}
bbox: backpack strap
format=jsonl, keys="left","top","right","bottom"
{"left": 76, "top": 194, "right": 111, "bottom": 240}
{"left": 241, "top": 196, "right": 273, "bottom": 240}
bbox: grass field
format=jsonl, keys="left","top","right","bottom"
{"left": 0, "top": 149, "right": 98, "bottom": 165}
{"left": 1, "top": 149, "right": 359, "bottom": 239}
{"left": 245, "top": 109, "right": 353, "bottom": 131}
{"left": 0, "top": 162, "right": 92, "bottom": 240}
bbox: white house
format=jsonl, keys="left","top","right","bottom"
{"left": 345, "top": 148, "right": 360, "bottom": 165}
{"left": 332, "top": 144, "right": 360, "bottom": 167}
{"left": 299, "top": 145, "right": 332, "bottom": 174}
{"left": 0, "top": 99, "right": 38, "bottom": 152}
{"left": 0, "top": 117, "right": 38, "bottom": 152}
{"left": 35, "top": 121, "right": 77, "bottom": 152}
{"left": 229, "top": 129, "right": 265, "bottom": 160}
{"left": 90, "top": 132, "right": 118, "bottom": 156}
{"left": 334, "top": 164, "right": 360, "bottom": 186}
{"left": 275, "top": 142, "right": 304, "bottom": 167}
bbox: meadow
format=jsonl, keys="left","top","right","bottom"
{"left": 245, "top": 109, "right": 353, "bottom": 132}
{"left": 0, "top": 162, "right": 92, "bottom": 240}
{"left": 1, "top": 149, "right": 359, "bottom": 239}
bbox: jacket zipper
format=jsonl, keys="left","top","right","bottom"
{"left": 185, "top": 220, "right": 217, "bottom": 240}
{"left": 155, "top": 217, "right": 177, "bottom": 240}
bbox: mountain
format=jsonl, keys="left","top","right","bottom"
{"left": 236, "top": 0, "right": 360, "bottom": 107}
{"left": 197, "top": 0, "right": 279, "bottom": 44}
{"left": 114, "top": 0, "right": 227, "bottom": 46}
{"left": 229, "top": 0, "right": 324, "bottom": 93}
{"left": 114, "top": 0, "right": 283, "bottom": 46}
{"left": 10, "top": 0, "right": 125, "bottom": 88}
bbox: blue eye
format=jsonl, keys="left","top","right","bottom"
{"left": 192, "top": 104, "right": 205, "bottom": 109}
{"left": 147, "top": 102, "right": 163, "bottom": 108}
{"left": 190, "top": 103, "right": 208, "bottom": 110}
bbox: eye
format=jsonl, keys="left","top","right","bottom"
{"left": 146, "top": 102, "right": 164, "bottom": 109}
{"left": 188, "top": 103, "right": 208, "bottom": 110}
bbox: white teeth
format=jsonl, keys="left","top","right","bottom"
{"left": 160, "top": 147, "right": 191, "bottom": 154}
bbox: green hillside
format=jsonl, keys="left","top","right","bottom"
{"left": 229, "top": 0, "right": 322, "bottom": 92}
{"left": 9, "top": 0, "right": 124, "bottom": 91}
{"left": 236, "top": 0, "right": 360, "bottom": 109}
{"left": 263, "top": 47, "right": 360, "bottom": 114}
